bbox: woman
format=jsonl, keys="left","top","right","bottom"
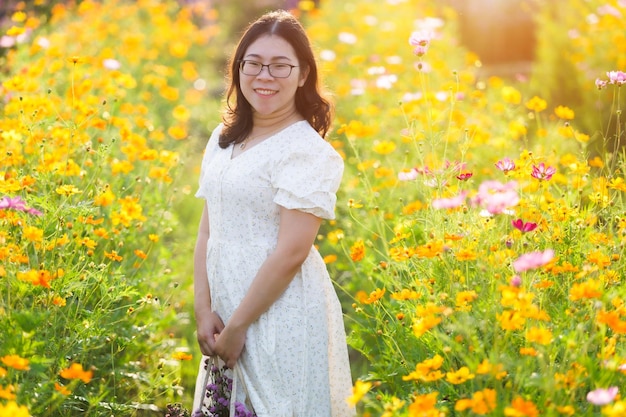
{"left": 192, "top": 9, "right": 355, "bottom": 417}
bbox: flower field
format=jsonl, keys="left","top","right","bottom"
{"left": 1, "top": 0, "right": 625, "bottom": 416}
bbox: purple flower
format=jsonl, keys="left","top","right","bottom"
{"left": 587, "top": 387, "right": 619, "bottom": 406}
{"left": 512, "top": 219, "right": 537, "bottom": 232}
{"left": 531, "top": 163, "right": 556, "bottom": 181}
{"left": 495, "top": 157, "right": 516, "bottom": 173}
{"left": 513, "top": 249, "right": 555, "bottom": 272}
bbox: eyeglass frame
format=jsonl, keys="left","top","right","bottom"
{"left": 239, "top": 60, "right": 299, "bottom": 78}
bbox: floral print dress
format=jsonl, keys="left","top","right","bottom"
{"left": 194, "top": 120, "right": 355, "bottom": 417}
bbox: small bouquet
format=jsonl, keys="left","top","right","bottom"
{"left": 192, "top": 357, "right": 256, "bottom": 417}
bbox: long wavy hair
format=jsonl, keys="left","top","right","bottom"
{"left": 218, "top": 10, "right": 333, "bottom": 149}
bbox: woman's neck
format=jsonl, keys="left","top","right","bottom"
{"left": 252, "top": 106, "right": 301, "bottom": 130}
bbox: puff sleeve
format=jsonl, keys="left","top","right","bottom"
{"left": 272, "top": 140, "right": 344, "bottom": 220}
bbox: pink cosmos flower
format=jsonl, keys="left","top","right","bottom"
{"left": 595, "top": 78, "right": 608, "bottom": 90}
{"left": 531, "top": 163, "right": 556, "bottom": 181}
{"left": 495, "top": 157, "right": 516, "bottom": 173}
{"left": 456, "top": 172, "right": 473, "bottom": 181}
{"left": 587, "top": 387, "right": 619, "bottom": 406}
{"left": 512, "top": 219, "right": 538, "bottom": 232}
{"left": 431, "top": 192, "right": 468, "bottom": 209}
{"left": 513, "top": 249, "right": 555, "bottom": 272}
{"left": 409, "top": 30, "right": 432, "bottom": 56}
{"left": 471, "top": 180, "right": 520, "bottom": 214}
{"left": 398, "top": 169, "right": 419, "bottom": 181}
{"left": 0, "top": 196, "right": 27, "bottom": 211}
{"left": 510, "top": 275, "right": 522, "bottom": 287}
{"left": 607, "top": 70, "right": 626, "bottom": 85}
{"left": 0, "top": 195, "right": 42, "bottom": 216}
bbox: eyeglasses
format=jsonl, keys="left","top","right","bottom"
{"left": 239, "top": 60, "right": 298, "bottom": 78}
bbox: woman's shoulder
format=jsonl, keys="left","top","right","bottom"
{"left": 284, "top": 121, "right": 340, "bottom": 156}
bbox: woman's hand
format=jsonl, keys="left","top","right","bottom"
{"left": 214, "top": 323, "right": 247, "bottom": 369}
{"left": 196, "top": 310, "right": 225, "bottom": 357}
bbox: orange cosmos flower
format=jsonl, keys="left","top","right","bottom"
{"left": 497, "top": 310, "right": 525, "bottom": 331}
{"left": 569, "top": 279, "right": 603, "bottom": 301}
{"left": 403, "top": 355, "right": 444, "bottom": 382}
{"left": 597, "top": 310, "right": 626, "bottom": 334}
{"left": 476, "top": 359, "right": 508, "bottom": 379}
{"left": 172, "top": 352, "right": 193, "bottom": 361}
{"left": 525, "top": 326, "right": 553, "bottom": 345}
{"left": 455, "top": 388, "right": 497, "bottom": 415}
{"left": 412, "top": 315, "right": 442, "bottom": 337}
{"left": 322, "top": 254, "right": 337, "bottom": 264}
{"left": 350, "top": 240, "right": 365, "bottom": 262}
{"left": 0, "top": 384, "right": 16, "bottom": 400}
{"left": 415, "top": 240, "right": 444, "bottom": 258}
{"left": 54, "top": 382, "right": 71, "bottom": 395}
{"left": 407, "top": 392, "right": 439, "bottom": 416}
{"left": 104, "top": 251, "right": 123, "bottom": 262}
{"left": 1, "top": 355, "right": 29, "bottom": 371}
{"left": 360, "top": 288, "right": 385, "bottom": 304}
{"left": 455, "top": 248, "right": 477, "bottom": 261}
{"left": 59, "top": 363, "right": 93, "bottom": 383}
{"left": 504, "top": 397, "right": 539, "bottom": 417}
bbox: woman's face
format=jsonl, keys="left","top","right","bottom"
{"left": 239, "top": 35, "right": 308, "bottom": 117}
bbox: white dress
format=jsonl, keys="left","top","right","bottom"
{"left": 195, "top": 120, "right": 355, "bottom": 417}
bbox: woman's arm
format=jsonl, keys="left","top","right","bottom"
{"left": 194, "top": 202, "right": 225, "bottom": 356}
{"left": 214, "top": 206, "right": 322, "bottom": 368}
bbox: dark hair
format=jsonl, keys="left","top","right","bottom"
{"left": 218, "top": 9, "right": 333, "bottom": 149}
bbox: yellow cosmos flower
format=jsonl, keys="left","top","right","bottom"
{"left": 525, "top": 96, "right": 547, "bottom": 112}
{"left": 0, "top": 400, "right": 29, "bottom": 416}
{"left": 525, "top": 326, "right": 553, "bottom": 345}
{"left": 372, "top": 140, "right": 396, "bottom": 155}
{"left": 6, "top": 26, "right": 25, "bottom": 36}
{"left": 54, "top": 382, "right": 71, "bottom": 396}
{"left": 554, "top": 105, "right": 575, "bottom": 119}
{"left": 501, "top": 86, "right": 522, "bottom": 104}
{"left": 346, "top": 379, "right": 372, "bottom": 406}
{"left": 56, "top": 184, "right": 82, "bottom": 196}
{"left": 22, "top": 225, "right": 43, "bottom": 243}
{"left": 446, "top": 366, "right": 475, "bottom": 384}
{"left": 391, "top": 288, "right": 420, "bottom": 301}
{"left": 497, "top": 310, "right": 525, "bottom": 331}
